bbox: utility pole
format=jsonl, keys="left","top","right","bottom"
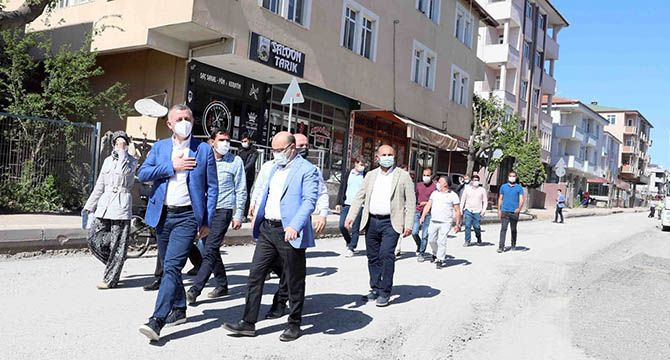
{"left": 393, "top": 19, "right": 399, "bottom": 113}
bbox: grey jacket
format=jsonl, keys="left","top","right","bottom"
{"left": 84, "top": 152, "right": 138, "bottom": 220}
{"left": 346, "top": 167, "right": 416, "bottom": 234}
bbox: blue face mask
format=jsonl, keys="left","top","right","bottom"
{"left": 379, "top": 155, "right": 394, "bottom": 168}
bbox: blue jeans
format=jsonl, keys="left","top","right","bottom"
{"left": 339, "top": 205, "right": 362, "bottom": 250}
{"left": 152, "top": 209, "right": 198, "bottom": 320}
{"left": 365, "top": 217, "right": 399, "bottom": 297}
{"left": 411, "top": 211, "right": 430, "bottom": 254}
{"left": 463, "top": 210, "right": 482, "bottom": 243}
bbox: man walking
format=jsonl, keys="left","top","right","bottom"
{"left": 460, "top": 174, "right": 487, "bottom": 246}
{"left": 336, "top": 158, "right": 367, "bottom": 257}
{"left": 554, "top": 189, "right": 566, "bottom": 223}
{"left": 223, "top": 132, "right": 319, "bottom": 342}
{"left": 497, "top": 171, "right": 524, "bottom": 253}
{"left": 138, "top": 104, "right": 218, "bottom": 341}
{"left": 345, "top": 145, "right": 415, "bottom": 307}
{"left": 239, "top": 133, "right": 259, "bottom": 220}
{"left": 186, "top": 129, "right": 246, "bottom": 305}
{"left": 413, "top": 168, "right": 436, "bottom": 262}
{"left": 420, "top": 177, "right": 461, "bottom": 268}
{"left": 649, "top": 198, "right": 656, "bottom": 218}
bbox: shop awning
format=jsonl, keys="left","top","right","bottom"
{"left": 392, "top": 114, "right": 458, "bottom": 150}
{"left": 587, "top": 177, "right": 608, "bottom": 184}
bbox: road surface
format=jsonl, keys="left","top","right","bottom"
{"left": 1, "top": 212, "right": 668, "bottom": 359}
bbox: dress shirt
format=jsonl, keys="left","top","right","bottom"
{"left": 460, "top": 185, "right": 488, "bottom": 213}
{"left": 165, "top": 135, "right": 191, "bottom": 206}
{"left": 251, "top": 160, "right": 275, "bottom": 214}
{"left": 369, "top": 167, "right": 395, "bottom": 215}
{"left": 215, "top": 152, "right": 247, "bottom": 222}
{"left": 263, "top": 158, "right": 295, "bottom": 220}
{"left": 316, "top": 169, "right": 329, "bottom": 217}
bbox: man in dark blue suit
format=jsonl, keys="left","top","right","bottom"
{"left": 223, "top": 131, "right": 319, "bottom": 342}
{"left": 138, "top": 104, "right": 218, "bottom": 342}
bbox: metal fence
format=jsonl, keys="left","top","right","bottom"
{"left": 0, "top": 112, "right": 100, "bottom": 208}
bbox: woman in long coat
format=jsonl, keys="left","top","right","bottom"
{"left": 83, "top": 130, "right": 138, "bottom": 289}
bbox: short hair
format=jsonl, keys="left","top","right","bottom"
{"left": 240, "top": 132, "right": 250, "bottom": 141}
{"left": 558, "top": 189, "right": 562, "bottom": 192}
{"left": 355, "top": 157, "right": 367, "bottom": 165}
{"left": 472, "top": 174, "right": 480, "bottom": 180}
{"left": 209, "top": 128, "right": 230, "bottom": 140}
{"left": 287, "top": 134, "right": 296, "bottom": 146}
{"left": 509, "top": 170, "right": 517, "bottom": 175}
{"left": 440, "top": 176, "right": 453, "bottom": 189}
{"left": 168, "top": 104, "right": 193, "bottom": 121}
{"left": 423, "top": 168, "right": 432, "bottom": 174}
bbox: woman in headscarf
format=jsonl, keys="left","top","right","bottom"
{"left": 83, "top": 131, "right": 138, "bottom": 289}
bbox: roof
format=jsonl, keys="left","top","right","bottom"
{"left": 542, "top": 96, "right": 609, "bottom": 125}
{"left": 586, "top": 104, "right": 654, "bottom": 128}
{"left": 468, "top": 0, "right": 499, "bottom": 27}
{"left": 543, "top": 96, "right": 578, "bottom": 105}
{"left": 538, "top": 0, "right": 570, "bottom": 27}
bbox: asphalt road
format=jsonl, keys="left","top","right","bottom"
{"left": 1, "top": 213, "right": 668, "bottom": 359}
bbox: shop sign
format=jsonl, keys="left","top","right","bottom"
{"left": 310, "top": 125, "right": 331, "bottom": 148}
{"left": 249, "top": 32, "right": 305, "bottom": 77}
{"left": 193, "top": 64, "right": 244, "bottom": 98}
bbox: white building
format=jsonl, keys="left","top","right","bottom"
{"left": 644, "top": 164, "right": 669, "bottom": 198}
{"left": 475, "top": 0, "right": 568, "bottom": 164}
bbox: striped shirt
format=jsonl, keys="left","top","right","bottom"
{"left": 215, "top": 152, "right": 247, "bottom": 222}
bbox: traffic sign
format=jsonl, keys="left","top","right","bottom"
{"left": 281, "top": 77, "right": 304, "bottom": 131}
{"left": 554, "top": 158, "right": 567, "bottom": 179}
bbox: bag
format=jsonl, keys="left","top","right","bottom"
{"left": 81, "top": 210, "right": 94, "bottom": 230}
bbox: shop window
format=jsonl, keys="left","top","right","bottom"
{"left": 340, "top": 0, "right": 379, "bottom": 61}
{"left": 260, "top": 0, "right": 312, "bottom": 27}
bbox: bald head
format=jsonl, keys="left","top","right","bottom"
{"left": 294, "top": 133, "right": 308, "bottom": 149}
{"left": 271, "top": 131, "right": 296, "bottom": 153}
{"left": 377, "top": 145, "right": 394, "bottom": 157}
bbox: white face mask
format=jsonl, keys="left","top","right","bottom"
{"left": 472, "top": 181, "right": 480, "bottom": 187}
{"left": 423, "top": 176, "right": 432, "bottom": 184}
{"left": 508, "top": 176, "right": 517, "bottom": 183}
{"left": 435, "top": 183, "right": 441, "bottom": 191}
{"left": 464, "top": 179, "right": 470, "bottom": 184}
{"left": 215, "top": 140, "right": 230, "bottom": 155}
{"left": 355, "top": 165, "right": 365, "bottom": 173}
{"left": 241, "top": 141, "right": 250, "bottom": 149}
{"left": 173, "top": 120, "right": 193, "bottom": 138}
{"left": 378, "top": 155, "right": 394, "bottom": 168}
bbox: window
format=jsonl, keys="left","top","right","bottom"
{"left": 450, "top": 65, "right": 470, "bottom": 106}
{"left": 579, "top": 146, "right": 586, "bottom": 161}
{"left": 523, "top": 41, "right": 531, "bottom": 60}
{"left": 532, "top": 89, "right": 540, "bottom": 107}
{"left": 417, "top": 0, "right": 441, "bottom": 23}
{"left": 626, "top": 138, "right": 633, "bottom": 146}
{"left": 495, "top": 75, "right": 501, "bottom": 90}
{"left": 260, "top": 0, "right": 311, "bottom": 27}
{"left": 535, "top": 51, "right": 543, "bottom": 68}
{"left": 538, "top": 13, "right": 545, "bottom": 30}
{"left": 627, "top": 118, "right": 633, "bottom": 126}
{"left": 410, "top": 40, "right": 437, "bottom": 90}
{"left": 340, "top": 0, "right": 379, "bottom": 61}
{"left": 526, "top": 2, "right": 533, "bottom": 18}
{"left": 582, "top": 118, "right": 587, "bottom": 131}
{"left": 520, "top": 81, "right": 528, "bottom": 100}
{"left": 498, "top": 34, "right": 505, "bottom": 44}
{"left": 455, "top": 3, "right": 475, "bottom": 48}
{"left": 56, "top": 0, "right": 92, "bottom": 8}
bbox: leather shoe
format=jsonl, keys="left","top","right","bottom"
{"left": 264, "top": 304, "right": 288, "bottom": 319}
{"left": 143, "top": 278, "right": 161, "bottom": 291}
{"left": 223, "top": 320, "right": 256, "bottom": 337}
{"left": 207, "top": 286, "right": 228, "bottom": 299}
{"left": 279, "top": 324, "right": 301, "bottom": 342}
{"left": 362, "top": 290, "right": 378, "bottom": 301}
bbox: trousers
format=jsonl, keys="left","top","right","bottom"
{"left": 190, "top": 208, "right": 232, "bottom": 294}
{"left": 499, "top": 211, "right": 518, "bottom": 250}
{"left": 428, "top": 220, "right": 452, "bottom": 260}
{"left": 365, "top": 217, "right": 399, "bottom": 297}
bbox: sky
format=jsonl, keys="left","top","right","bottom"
{"left": 552, "top": 0, "right": 670, "bottom": 169}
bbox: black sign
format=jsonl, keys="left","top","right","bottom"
{"left": 249, "top": 32, "right": 305, "bottom": 77}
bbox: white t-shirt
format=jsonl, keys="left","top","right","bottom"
{"left": 429, "top": 190, "right": 460, "bottom": 223}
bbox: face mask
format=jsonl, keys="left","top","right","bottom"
{"left": 297, "top": 147, "right": 309, "bottom": 158}
{"left": 273, "top": 147, "right": 292, "bottom": 166}
{"left": 379, "top": 155, "right": 394, "bottom": 168}
{"left": 355, "top": 165, "right": 365, "bottom": 173}
{"left": 422, "top": 176, "right": 431, "bottom": 184}
{"left": 173, "top": 120, "right": 192, "bottom": 138}
{"left": 464, "top": 179, "right": 470, "bottom": 184}
{"left": 114, "top": 146, "right": 127, "bottom": 161}
{"left": 241, "top": 142, "right": 250, "bottom": 149}
{"left": 215, "top": 140, "right": 230, "bottom": 155}
{"left": 435, "top": 183, "right": 441, "bottom": 191}
{"left": 472, "top": 181, "right": 480, "bottom": 187}
{"left": 508, "top": 176, "right": 516, "bottom": 183}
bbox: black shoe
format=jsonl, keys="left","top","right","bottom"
{"left": 143, "top": 278, "right": 161, "bottom": 291}
{"left": 497, "top": 248, "right": 504, "bottom": 253}
{"left": 186, "top": 266, "right": 200, "bottom": 276}
{"left": 435, "top": 260, "right": 442, "bottom": 269}
{"left": 207, "top": 286, "right": 229, "bottom": 299}
{"left": 375, "top": 295, "right": 390, "bottom": 307}
{"left": 265, "top": 303, "right": 288, "bottom": 319}
{"left": 279, "top": 324, "right": 301, "bottom": 342}
{"left": 430, "top": 255, "right": 437, "bottom": 263}
{"left": 362, "top": 290, "right": 379, "bottom": 301}
{"left": 511, "top": 245, "right": 517, "bottom": 251}
{"left": 186, "top": 289, "right": 198, "bottom": 306}
{"left": 223, "top": 320, "right": 256, "bottom": 337}
{"left": 164, "top": 308, "right": 187, "bottom": 328}
{"left": 139, "top": 317, "right": 164, "bottom": 341}
{"left": 476, "top": 238, "right": 482, "bottom": 244}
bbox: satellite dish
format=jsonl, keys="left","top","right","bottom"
{"left": 134, "top": 90, "right": 169, "bottom": 118}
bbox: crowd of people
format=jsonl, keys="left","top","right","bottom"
{"left": 82, "top": 104, "right": 528, "bottom": 344}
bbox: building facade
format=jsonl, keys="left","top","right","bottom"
{"left": 474, "top": 0, "right": 568, "bottom": 164}
{"left": 643, "top": 164, "right": 668, "bottom": 198}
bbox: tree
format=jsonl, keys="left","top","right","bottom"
{"left": 0, "top": 0, "right": 54, "bottom": 31}
{"left": 514, "top": 132, "right": 547, "bottom": 188}
{"left": 485, "top": 115, "right": 525, "bottom": 187}
{"left": 466, "top": 94, "right": 508, "bottom": 176}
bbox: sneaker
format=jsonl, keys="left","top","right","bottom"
{"left": 345, "top": 249, "right": 355, "bottom": 257}
{"left": 223, "top": 320, "right": 256, "bottom": 337}
{"left": 362, "top": 290, "right": 379, "bottom": 301}
{"left": 476, "top": 238, "right": 482, "bottom": 244}
{"left": 417, "top": 254, "right": 425, "bottom": 263}
{"left": 139, "top": 317, "right": 164, "bottom": 341}
{"left": 375, "top": 295, "right": 390, "bottom": 307}
{"left": 207, "top": 286, "right": 229, "bottom": 299}
{"left": 435, "top": 260, "right": 442, "bottom": 269}
{"left": 186, "top": 289, "right": 198, "bottom": 306}
{"left": 463, "top": 242, "right": 470, "bottom": 247}
{"left": 96, "top": 282, "right": 110, "bottom": 290}
{"left": 164, "top": 308, "right": 186, "bottom": 328}
{"left": 497, "top": 248, "right": 504, "bottom": 253}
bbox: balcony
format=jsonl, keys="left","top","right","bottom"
{"left": 556, "top": 155, "right": 584, "bottom": 172}
{"left": 484, "top": 0, "right": 523, "bottom": 27}
{"left": 621, "top": 164, "right": 637, "bottom": 175}
{"left": 624, "top": 126, "right": 637, "bottom": 135}
{"left": 601, "top": 148, "right": 608, "bottom": 157}
{"left": 583, "top": 161, "right": 596, "bottom": 176}
{"left": 585, "top": 134, "right": 597, "bottom": 147}
{"left": 554, "top": 125, "right": 584, "bottom": 142}
{"left": 545, "top": 34, "right": 559, "bottom": 60}
{"left": 480, "top": 44, "right": 520, "bottom": 67}
{"left": 541, "top": 72, "right": 556, "bottom": 95}
{"left": 622, "top": 145, "right": 635, "bottom": 154}
{"left": 490, "top": 90, "right": 517, "bottom": 109}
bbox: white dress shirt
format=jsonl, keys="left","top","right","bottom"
{"left": 165, "top": 136, "right": 192, "bottom": 206}
{"left": 316, "top": 169, "right": 329, "bottom": 217}
{"left": 369, "top": 167, "right": 395, "bottom": 215}
{"left": 263, "top": 159, "right": 294, "bottom": 220}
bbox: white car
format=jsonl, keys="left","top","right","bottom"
{"left": 662, "top": 199, "right": 670, "bottom": 231}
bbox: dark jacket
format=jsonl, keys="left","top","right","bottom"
{"left": 238, "top": 145, "right": 258, "bottom": 181}
{"left": 336, "top": 168, "right": 365, "bottom": 206}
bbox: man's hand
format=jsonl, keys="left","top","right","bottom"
{"left": 314, "top": 216, "right": 326, "bottom": 234}
{"left": 480, "top": 211, "right": 486, "bottom": 217}
{"left": 420, "top": 216, "right": 425, "bottom": 225}
{"left": 497, "top": 210, "right": 502, "bottom": 219}
{"left": 248, "top": 206, "right": 255, "bottom": 218}
{"left": 231, "top": 220, "right": 242, "bottom": 230}
{"left": 173, "top": 153, "right": 197, "bottom": 172}
{"left": 514, "top": 208, "right": 521, "bottom": 215}
{"left": 453, "top": 225, "right": 460, "bottom": 233}
{"left": 344, "top": 219, "right": 353, "bottom": 230}
{"left": 197, "top": 225, "right": 210, "bottom": 239}
{"left": 419, "top": 201, "right": 428, "bottom": 207}
{"left": 335, "top": 205, "right": 341, "bottom": 212}
{"left": 250, "top": 216, "right": 256, "bottom": 232}
{"left": 402, "top": 228, "right": 411, "bottom": 237}
{"left": 285, "top": 226, "right": 298, "bottom": 242}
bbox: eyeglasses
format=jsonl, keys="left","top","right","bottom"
{"left": 272, "top": 144, "right": 292, "bottom": 154}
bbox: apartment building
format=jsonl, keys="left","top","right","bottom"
{"left": 643, "top": 164, "right": 668, "bottom": 198}
{"left": 542, "top": 97, "right": 608, "bottom": 206}
{"left": 474, "top": 0, "right": 568, "bottom": 164}
{"left": 14, "top": 0, "right": 497, "bottom": 183}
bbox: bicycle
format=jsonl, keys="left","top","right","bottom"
{"left": 127, "top": 183, "right": 155, "bottom": 258}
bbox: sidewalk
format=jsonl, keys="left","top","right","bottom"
{"left": 527, "top": 206, "right": 647, "bottom": 221}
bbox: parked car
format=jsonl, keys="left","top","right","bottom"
{"left": 661, "top": 198, "right": 670, "bottom": 231}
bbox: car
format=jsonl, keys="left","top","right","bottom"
{"left": 661, "top": 199, "right": 670, "bottom": 231}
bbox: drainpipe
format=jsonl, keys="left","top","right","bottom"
{"left": 393, "top": 20, "right": 400, "bottom": 113}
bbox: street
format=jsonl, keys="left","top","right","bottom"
{"left": 1, "top": 212, "right": 669, "bottom": 360}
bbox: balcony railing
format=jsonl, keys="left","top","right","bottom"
{"left": 480, "top": 44, "right": 520, "bottom": 67}
{"left": 545, "top": 34, "right": 559, "bottom": 60}
{"left": 490, "top": 90, "right": 517, "bottom": 108}
{"left": 585, "top": 134, "right": 597, "bottom": 147}
{"left": 484, "top": 0, "right": 523, "bottom": 27}
{"left": 624, "top": 126, "right": 637, "bottom": 135}
{"left": 554, "top": 125, "right": 584, "bottom": 142}
{"left": 541, "top": 72, "right": 556, "bottom": 95}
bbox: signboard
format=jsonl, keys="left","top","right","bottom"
{"left": 249, "top": 32, "right": 305, "bottom": 77}
{"left": 554, "top": 158, "right": 567, "bottom": 179}
{"left": 281, "top": 78, "right": 305, "bottom": 105}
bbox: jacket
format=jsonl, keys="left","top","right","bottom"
{"left": 336, "top": 168, "right": 365, "bottom": 206}
{"left": 346, "top": 167, "right": 416, "bottom": 234}
{"left": 253, "top": 155, "right": 319, "bottom": 249}
{"left": 138, "top": 137, "right": 218, "bottom": 228}
{"left": 84, "top": 152, "right": 138, "bottom": 220}
{"left": 239, "top": 145, "right": 258, "bottom": 180}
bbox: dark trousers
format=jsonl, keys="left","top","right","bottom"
{"left": 555, "top": 206, "right": 564, "bottom": 223}
{"left": 365, "top": 217, "right": 399, "bottom": 297}
{"left": 649, "top": 207, "right": 656, "bottom": 218}
{"left": 154, "top": 242, "right": 202, "bottom": 277}
{"left": 242, "top": 220, "right": 306, "bottom": 326}
{"left": 152, "top": 209, "right": 198, "bottom": 320}
{"left": 243, "top": 175, "right": 255, "bottom": 218}
{"left": 270, "top": 257, "right": 288, "bottom": 310}
{"left": 190, "top": 208, "right": 232, "bottom": 295}
{"left": 339, "top": 205, "right": 362, "bottom": 250}
{"left": 499, "top": 211, "right": 518, "bottom": 250}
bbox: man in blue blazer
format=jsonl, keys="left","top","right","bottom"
{"left": 138, "top": 104, "right": 218, "bottom": 342}
{"left": 223, "top": 131, "right": 319, "bottom": 342}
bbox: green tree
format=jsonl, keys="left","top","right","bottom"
{"left": 514, "top": 133, "right": 547, "bottom": 188}
{"left": 466, "top": 94, "right": 508, "bottom": 176}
